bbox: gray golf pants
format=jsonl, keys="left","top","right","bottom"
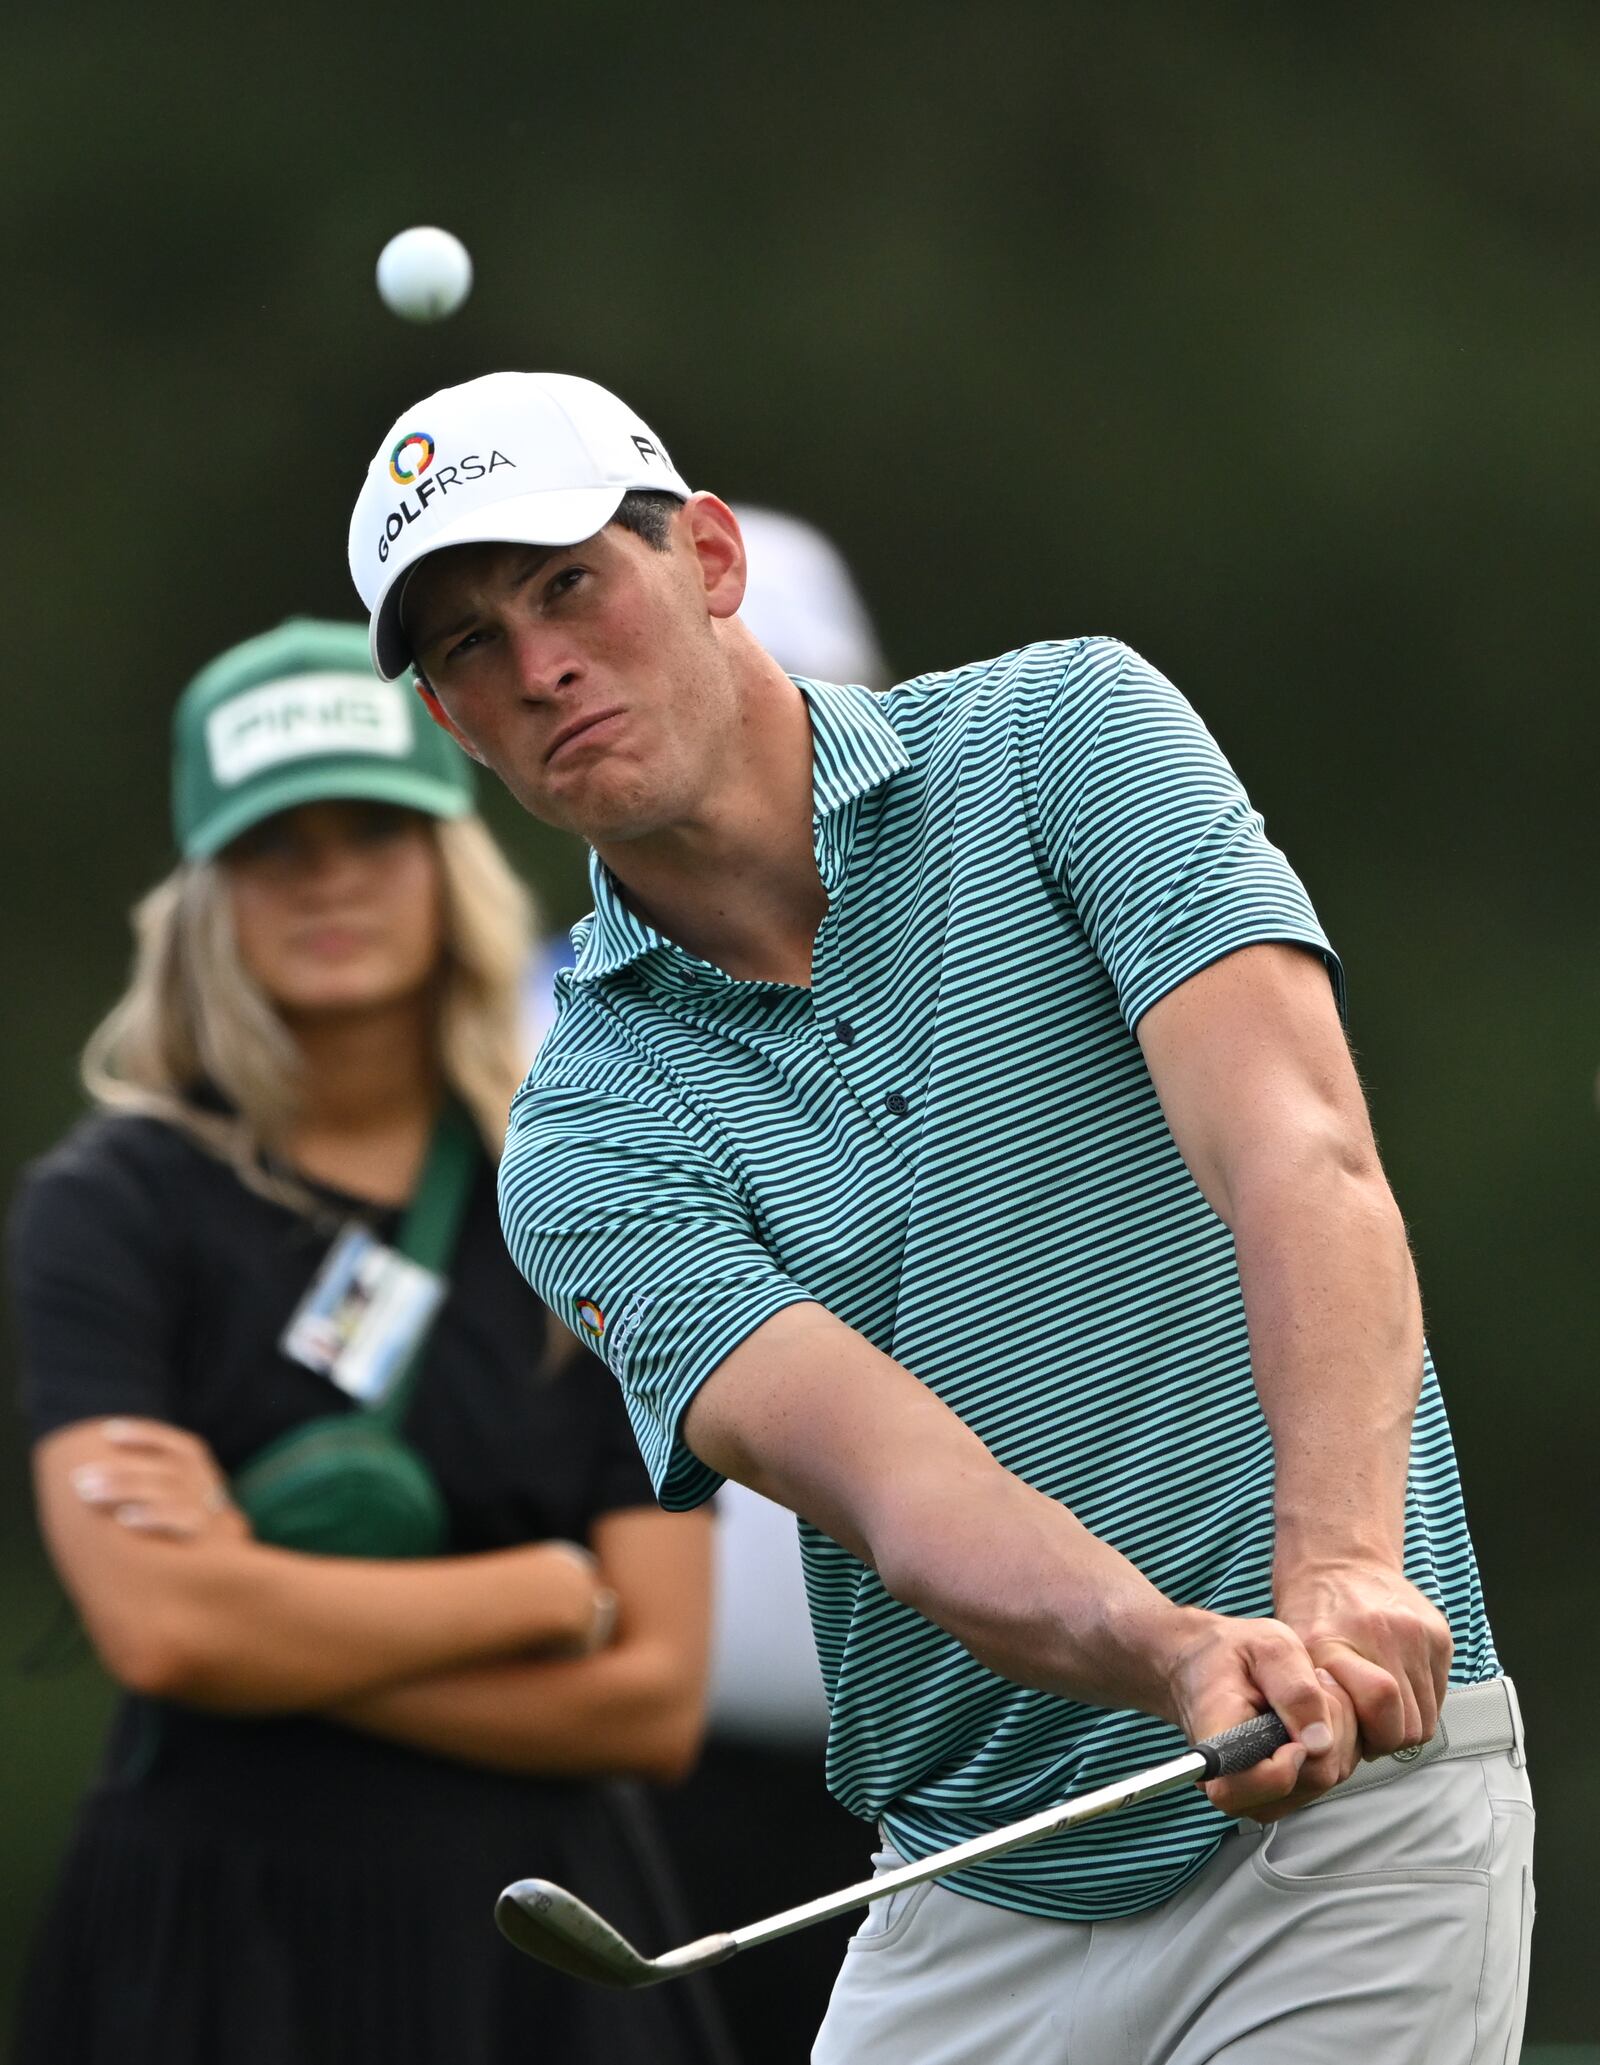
{"left": 813, "top": 1686, "right": 1533, "bottom": 2064}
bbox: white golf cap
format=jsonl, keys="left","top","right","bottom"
{"left": 348, "top": 371, "right": 690, "bottom": 680}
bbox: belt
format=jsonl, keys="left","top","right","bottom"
{"left": 1311, "top": 1674, "right": 1525, "bottom": 1805}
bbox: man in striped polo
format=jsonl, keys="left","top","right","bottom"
{"left": 349, "top": 373, "right": 1533, "bottom": 2062}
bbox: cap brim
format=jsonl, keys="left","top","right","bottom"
{"left": 185, "top": 762, "right": 473, "bottom": 861}
{"left": 368, "top": 483, "right": 628, "bottom": 680}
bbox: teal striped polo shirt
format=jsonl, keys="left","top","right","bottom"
{"left": 499, "top": 637, "right": 1497, "bottom": 1920}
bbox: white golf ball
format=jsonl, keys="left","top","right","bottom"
{"left": 376, "top": 226, "right": 473, "bottom": 322}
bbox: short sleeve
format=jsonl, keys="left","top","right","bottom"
{"left": 499, "top": 1076, "right": 816, "bottom": 1511}
{"left": 7, "top": 1131, "right": 186, "bottom": 1440}
{"left": 1023, "top": 641, "right": 1345, "bottom": 1031}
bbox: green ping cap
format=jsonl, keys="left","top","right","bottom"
{"left": 172, "top": 618, "right": 474, "bottom": 860}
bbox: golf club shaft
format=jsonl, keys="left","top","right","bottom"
{"left": 654, "top": 1747, "right": 1207, "bottom": 1974}
{"left": 497, "top": 1710, "right": 1290, "bottom": 1984}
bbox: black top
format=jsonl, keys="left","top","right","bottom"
{"left": 11, "top": 1110, "right": 654, "bottom": 1541}
{"left": 6, "top": 1113, "right": 723, "bottom": 2065}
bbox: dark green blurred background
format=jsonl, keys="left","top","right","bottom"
{"left": 4, "top": 1, "right": 1596, "bottom": 2045}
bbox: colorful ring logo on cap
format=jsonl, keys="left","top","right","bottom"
{"left": 576, "top": 1299, "right": 606, "bottom": 1340}
{"left": 389, "top": 432, "right": 435, "bottom": 486}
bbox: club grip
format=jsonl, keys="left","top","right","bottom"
{"left": 1194, "top": 1710, "right": 1292, "bottom": 1779}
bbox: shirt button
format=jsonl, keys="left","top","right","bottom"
{"left": 834, "top": 1020, "right": 856, "bottom": 1046}
{"left": 884, "top": 1092, "right": 910, "bottom": 1117}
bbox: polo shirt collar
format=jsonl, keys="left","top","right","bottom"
{"left": 571, "top": 675, "right": 909, "bottom": 985}
{"left": 571, "top": 859, "right": 668, "bottom": 981}
{"left": 799, "top": 674, "right": 910, "bottom": 818}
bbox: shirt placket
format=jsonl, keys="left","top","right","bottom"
{"left": 810, "top": 805, "right": 922, "bottom": 1168}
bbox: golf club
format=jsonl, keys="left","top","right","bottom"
{"left": 496, "top": 1709, "right": 1291, "bottom": 1989}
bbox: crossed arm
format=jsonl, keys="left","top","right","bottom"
{"left": 683, "top": 942, "right": 1451, "bottom": 1820}
{"left": 33, "top": 1418, "right": 712, "bottom": 1783}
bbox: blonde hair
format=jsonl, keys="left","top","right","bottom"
{"left": 83, "top": 815, "right": 537, "bottom": 1205}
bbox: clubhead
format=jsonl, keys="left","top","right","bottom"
{"left": 497, "top": 1879, "right": 662, "bottom": 1988}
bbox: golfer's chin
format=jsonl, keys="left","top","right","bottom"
{"left": 528, "top": 762, "right": 687, "bottom": 848}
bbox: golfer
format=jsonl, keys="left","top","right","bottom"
{"left": 347, "top": 374, "right": 1534, "bottom": 2062}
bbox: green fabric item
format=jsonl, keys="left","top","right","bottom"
{"left": 231, "top": 1106, "right": 481, "bottom": 1559}
{"left": 172, "top": 617, "right": 473, "bottom": 859}
{"left": 229, "top": 1415, "right": 449, "bottom": 1559}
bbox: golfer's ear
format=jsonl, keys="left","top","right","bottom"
{"left": 683, "top": 494, "right": 747, "bottom": 621}
{"left": 413, "top": 674, "right": 487, "bottom": 765}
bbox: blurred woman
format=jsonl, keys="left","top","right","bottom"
{"left": 7, "top": 620, "right": 718, "bottom": 2065}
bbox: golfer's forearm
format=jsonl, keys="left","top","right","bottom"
{"left": 870, "top": 1457, "right": 1192, "bottom": 1722}
{"left": 1232, "top": 1155, "right": 1423, "bottom": 1569}
{"left": 1136, "top": 943, "right": 1422, "bottom": 1576}
{"left": 329, "top": 1641, "right": 706, "bottom": 1782}
{"left": 97, "top": 1541, "right": 597, "bottom": 1710}
{"left": 687, "top": 1303, "right": 1191, "bottom": 1723}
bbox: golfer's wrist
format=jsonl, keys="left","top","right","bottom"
{"left": 1086, "top": 1591, "right": 1203, "bottom": 1726}
{"left": 1273, "top": 1452, "right": 1409, "bottom": 1569}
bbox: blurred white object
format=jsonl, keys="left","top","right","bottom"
{"left": 524, "top": 933, "right": 574, "bottom": 1050}
{"left": 705, "top": 1491, "right": 831, "bottom": 1747}
{"left": 733, "top": 505, "right": 889, "bottom": 689}
{"left": 376, "top": 227, "right": 473, "bottom": 322}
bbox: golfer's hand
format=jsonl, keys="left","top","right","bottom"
{"left": 69, "top": 1418, "right": 249, "bottom": 1542}
{"left": 1164, "top": 1608, "right": 1358, "bottom": 1823}
{"left": 1274, "top": 1556, "right": 1452, "bottom": 1763}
